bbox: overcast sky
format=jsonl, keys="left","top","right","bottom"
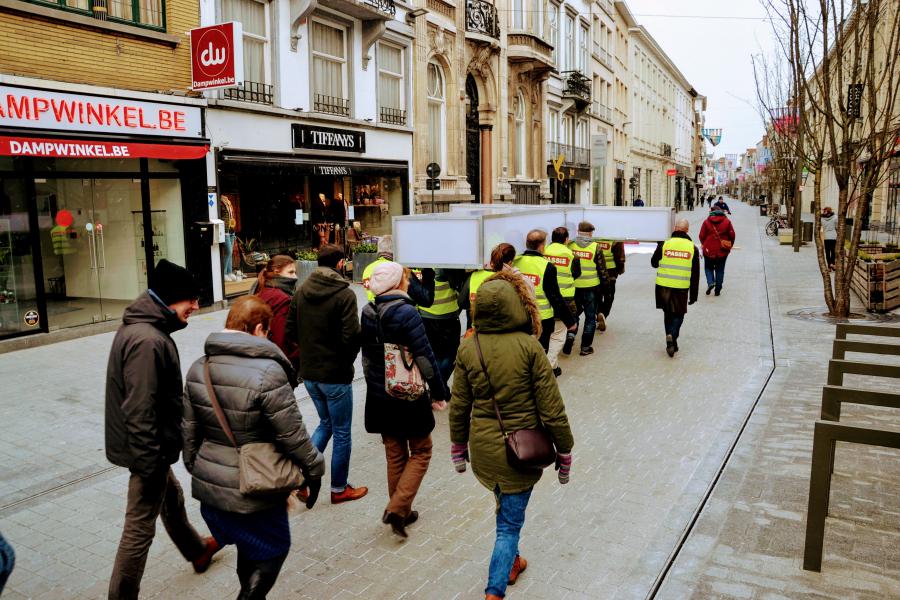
{"left": 626, "top": 0, "right": 775, "bottom": 159}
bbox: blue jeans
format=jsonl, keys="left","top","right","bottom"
{"left": 435, "top": 357, "right": 455, "bottom": 383}
{"left": 485, "top": 486, "right": 533, "bottom": 597}
{"left": 574, "top": 287, "right": 598, "bottom": 349}
{"left": 664, "top": 311, "right": 685, "bottom": 342}
{"left": 223, "top": 232, "right": 235, "bottom": 275}
{"left": 704, "top": 256, "right": 727, "bottom": 292}
{"left": 303, "top": 381, "right": 354, "bottom": 493}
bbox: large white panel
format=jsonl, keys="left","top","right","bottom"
{"left": 581, "top": 206, "right": 674, "bottom": 241}
{"left": 392, "top": 215, "right": 482, "bottom": 268}
{"left": 480, "top": 209, "right": 569, "bottom": 264}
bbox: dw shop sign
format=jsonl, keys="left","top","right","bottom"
{"left": 190, "top": 22, "right": 244, "bottom": 91}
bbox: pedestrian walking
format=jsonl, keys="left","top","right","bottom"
{"left": 0, "top": 532, "right": 14, "bottom": 594}
{"left": 459, "top": 243, "right": 522, "bottom": 329}
{"left": 543, "top": 227, "right": 580, "bottom": 376}
{"left": 821, "top": 206, "right": 837, "bottom": 270}
{"left": 596, "top": 237, "right": 626, "bottom": 332}
{"left": 699, "top": 208, "right": 736, "bottom": 296}
{"left": 713, "top": 196, "right": 731, "bottom": 214}
{"left": 418, "top": 268, "right": 466, "bottom": 382}
{"left": 687, "top": 195, "right": 695, "bottom": 211}
{"left": 566, "top": 222, "right": 603, "bottom": 356}
{"left": 255, "top": 255, "right": 299, "bottom": 367}
{"left": 363, "top": 235, "right": 435, "bottom": 305}
{"left": 634, "top": 196, "right": 645, "bottom": 207}
{"left": 361, "top": 261, "right": 449, "bottom": 537}
{"left": 286, "top": 244, "right": 368, "bottom": 504}
{"left": 183, "top": 296, "right": 325, "bottom": 599}
{"left": 449, "top": 272, "right": 574, "bottom": 600}
{"left": 651, "top": 220, "right": 700, "bottom": 357}
{"left": 105, "top": 260, "right": 220, "bottom": 600}
{"left": 513, "top": 230, "right": 577, "bottom": 356}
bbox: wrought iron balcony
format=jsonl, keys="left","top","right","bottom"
{"left": 363, "top": 0, "right": 395, "bottom": 16}
{"left": 466, "top": 0, "right": 500, "bottom": 39}
{"left": 661, "top": 142, "right": 673, "bottom": 157}
{"left": 379, "top": 106, "right": 407, "bottom": 125}
{"left": 223, "top": 81, "right": 274, "bottom": 105}
{"left": 314, "top": 93, "right": 351, "bottom": 117}
{"left": 561, "top": 70, "right": 591, "bottom": 109}
{"left": 547, "top": 142, "right": 590, "bottom": 167}
{"left": 319, "top": 0, "right": 395, "bottom": 20}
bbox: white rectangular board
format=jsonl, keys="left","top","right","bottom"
{"left": 481, "top": 209, "right": 570, "bottom": 265}
{"left": 392, "top": 215, "right": 483, "bottom": 268}
{"left": 581, "top": 206, "right": 673, "bottom": 241}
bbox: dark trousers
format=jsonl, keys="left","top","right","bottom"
{"left": 704, "top": 256, "right": 727, "bottom": 292}
{"left": 236, "top": 553, "right": 287, "bottom": 600}
{"left": 597, "top": 277, "right": 617, "bottom": 318}
{"left": 824, "top": 239, "right": 836, "bottom": 267}
{"left": 538, "top": 317, "right": 555, "bottom": 351}
{"left": 663, "top": 311, "right": 685, "bottom": 342}
{"left": 109, "top": 468, "right": 206, "bottom": 600}
{"left": 574, "top": 287, "right": 598, "bottom": 349}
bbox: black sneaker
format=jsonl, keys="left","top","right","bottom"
{"left": 673, "top": 341, "right": 679, "bottom": 353}
{"left": 666, "top": 334, "right": 675, "bottom": 357}
{"left": 706, "top": 285, "right": 714, "bottom": 296}
{"left": 579, "top": 346, "right": 594, "bottom": 356}
{"left": 715, "top": 289, "right": 721, "bottom": 296}
{"left": 553, "top": 366, "right": 562, "bottom": 377}
{"left": 562, "top": 334, "right": 575, "bottom": 355}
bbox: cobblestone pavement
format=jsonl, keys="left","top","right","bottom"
{"left": 657, "top": 210, "right": 900, "bottom": 599}
{"left": 1, "top": 200, "right": 888, "bottom": 600}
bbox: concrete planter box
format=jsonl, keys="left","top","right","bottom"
{"left": 296, "top": 260, "right": 318, "bottom": 287}
{"left": 352, "top": 252, "right": 377, "bottom": 283}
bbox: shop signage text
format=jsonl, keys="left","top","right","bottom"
{"left": 0, "top": 86, "right": 203, "bottom": 138}
{"left": 666, "top": 168, "right": 677, "bottom": 176}
{"left": 190, "top": 22, "right": 244, "bottom": 91}
{"left": 292, "top": 124, "right": 366, "bottom": 153}
{"left": 0, "top": 136, "right": 209, "bottom": 160}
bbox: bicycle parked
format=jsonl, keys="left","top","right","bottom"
{"left": 765, "top": 214, "right": 790, "bottom": 237}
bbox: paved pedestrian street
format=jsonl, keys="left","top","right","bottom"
{"left": 2, "top": 200, "right": 900, "bottom": 599}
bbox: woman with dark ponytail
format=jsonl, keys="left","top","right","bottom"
{"left": 255, "top": 255, "right": 299, "bottom": 368}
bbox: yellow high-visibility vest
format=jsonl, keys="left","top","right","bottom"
{"left": 543, "top": 242, "right": 576, "bottom": 299}
{"left": 512, "top": 254, "right": 553, "bottom": 320}
{"left": 655, "top": 237, "right": 695, "bottom": 290}
{"left": 568, "top": 241, "right": 600, "bottom": 288}
{"left": 597, "top": 239, "right": 617, "bottom": 270}
{"left": 419, "top": 277, "right": 459, "bottom": 316}
{"left": 362, "top": 256, "right": 390, "bottom": 302}
{"left": 468, "top": 269, "right": 493, "bottom": 305}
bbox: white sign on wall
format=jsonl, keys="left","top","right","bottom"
{"left": 0, "top": 85, "right": 204, "bottom": 139}
{"left": 591, "top": 134, "right": 608, "bottom": 167}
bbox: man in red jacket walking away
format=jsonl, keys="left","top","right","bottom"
{"left": 698, "top": 208, "right": 736, "bottom": 297}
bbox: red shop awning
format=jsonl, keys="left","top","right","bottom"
{"left": 0, "top": 136, "right": 208, "bottom": 160}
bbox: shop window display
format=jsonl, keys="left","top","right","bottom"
{"left": 0, "top": 178, "right": 37, "bottom": 336}
{"left": 351, "top": 176, "right": 401, "bottom": 237}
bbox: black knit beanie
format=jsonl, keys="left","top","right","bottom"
{"left": 150, "top": 259, "right": 200, "bottom": 305}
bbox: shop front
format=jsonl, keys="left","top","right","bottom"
{"left": 206, "top": 109, "right": 411, "bottom": 299}
{"left": 547, "top": 164, "right": 590, "bottom": 205}
{"left": 0, "top": 81, "right": 209, "bottom": 341}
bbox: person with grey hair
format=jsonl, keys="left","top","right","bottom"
{"left": 651, "top": 219, "right": 700, "bottom": 357}
{"left": 362, "top": 235, "right": 435, "bottom": 306}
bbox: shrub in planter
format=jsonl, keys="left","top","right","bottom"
{"left": 294, "top": 248, "right": 319, "bottom": 286}
{"left": 352, "top": 242, "right": 379, "bottom": 283}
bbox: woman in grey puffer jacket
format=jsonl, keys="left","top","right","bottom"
{"left": 183, "top": 296, "right": 324, "bottom": 599}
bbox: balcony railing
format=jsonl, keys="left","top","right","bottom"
{"left": 363, "top": 0, "right": 396, "bottom": 16}
{"left": 600, "top": 47, "right": 612, "bottom": 69}
{"left": 592, "top": 40, "right": 600, "bottom": 57}
{"left": 591, "top": 102, "right": 613, "bottom": 123}
{"left": 223, "top": 81, "right": 274, "bottom": 105}
{"left": 561, "top": 71, "right": 591, "bottom": 104}
{"left": 547, "top": 142, "right": 590, "bottom": 167}
{"left": 314, "top": 94, "right": 351, "bottom": 117}
{"left": 466, "top": 0, "right": 500, "bottom": 39}
{"left": 510, "top": 181, "right": 541, "bottom": 205}
{"left": 661, "top": 142, "right": 673, "bottom": 157}
{"left": 379, "top": 106, "right": 407, "bottom": 125}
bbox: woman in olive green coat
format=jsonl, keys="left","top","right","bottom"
{"left": 449, "top": 271, "right": 574, "bottom": 600}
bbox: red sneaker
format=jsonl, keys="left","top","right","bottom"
{"left": 330, "top": 484, "right": 368, "bottom": 504}
{"left": 508, "top": 555, "right": 527, "bottom": 585}
{"left": 192, "top": 537, "right": 221, "bottom": 574}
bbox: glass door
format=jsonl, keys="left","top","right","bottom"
{"left": 36, "top": 179, "right": 141, "bottom": 330}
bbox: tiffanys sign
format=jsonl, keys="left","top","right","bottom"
{"left": 0, "top": 85, "right": 203, "bottom": 138}
{"left": 190, "top": 22, "right": 244, "bottom": 91}
{"left": 292, "top": 124, "right": 366, "bottom": 153}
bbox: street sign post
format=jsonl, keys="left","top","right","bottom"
{"left": 426, "top": 162, "right": 441, "bottom": 212}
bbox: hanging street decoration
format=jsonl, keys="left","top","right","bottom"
{"left": 701, "top": 128, "right": 722, "bottom": 146}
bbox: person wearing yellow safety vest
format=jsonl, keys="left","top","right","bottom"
{"left": 542, "top": 227, "right": 581, "bottom": 377}
{"left": 458, "top": 242, "right": 519, "bottom": 330}
{"left": 595, "top": 238, "right": 626, "bottom": 332}
{"left": 651, "top": 219, "right": 700, "bottom": 357}
{"left": 566, "top": 221, "right": 605, "bottom": 356}
{"left": 418, "top": 268, "right": 466, "bottom": 381}
{"left": 362, "top": 235, "right": 435, "bottom": 306}
{"left": 512, "top": 230, "right": 577, "bottom": 358}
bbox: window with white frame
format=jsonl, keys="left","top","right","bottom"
{"left": 562, "top": 114, "right": 573, "bottom": 147}
{"left": 549, "top": 109, "right": 560, "bottom": 146}
{"left": 377, "top": 42, "right": 405, "bottom": 125}
{"left": 579, "top": 21, "right": 589, "bottom": 72}
{"left": 531, "top": 0, "right": 542, "bottom": 36}
{"left": 222, "top": 0, "right": 270, "bottom": 92}
{"left": 515, "top": 92, "right": 526, "bottom": 177}
{"left": 311, "top": 18, "right": 350, "bottom": 116}
{"left": 426, "top": 62, "right": 446, "bottom": 166}
{"left": 564, "top": 13, "right": 575, "bottom": 71}
{"left": 513, "top": 0, "right": 524, "bottom": 29}
{"left": 548, "top": 3, "right": 559, "bottom": 63}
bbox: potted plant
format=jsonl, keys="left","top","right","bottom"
{"left": 351, "top": 241, "right": 378, "bottom": 283}
{"left": 294, "top": 248, "right": 319, "bottom": 286}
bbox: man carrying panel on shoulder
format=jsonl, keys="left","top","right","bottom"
{"left": 566, "top": 221, "right": 604, "bottom": 356}
{"left": 543, "top": 227, "right": 580, "bottom": 377}
{"left": 513, "top": 229, "right": 577, "bottom": 357}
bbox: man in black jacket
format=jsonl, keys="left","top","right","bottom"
{"left": 105, "top": 260, "right": 219, "bottom": 600}
{"left": 286, "top": 244, "right": 368, "bottom": 504}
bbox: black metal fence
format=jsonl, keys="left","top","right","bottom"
{"left": 224, "top": 81, "right": 274, "bottom": 105}
{"left": 466, "top": 0, "right": 500, "bottom": 39}
{"left": 314, "top": 94, "right": 351, "bottom": 117}
{"left": 379, "top": 106, "right": 407, "bottom": 125}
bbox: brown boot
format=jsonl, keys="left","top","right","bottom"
{"left": 192, "top": 537, "right": 221, "bottom": 574}
{"left": 508, "top": 555, "right": 527, "bottom": 585}
{"left": 485, "top": 595, "right": 503, "bottom": 600}
{"left": 331, "top": 484, "right": 368, "bottom": 504}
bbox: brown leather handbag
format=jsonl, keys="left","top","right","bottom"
{"left": 203, "top": 358, "right": 304, "bottom": 496}
{"left": 474, "top": 334, "right": 557, "bottom": 470}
